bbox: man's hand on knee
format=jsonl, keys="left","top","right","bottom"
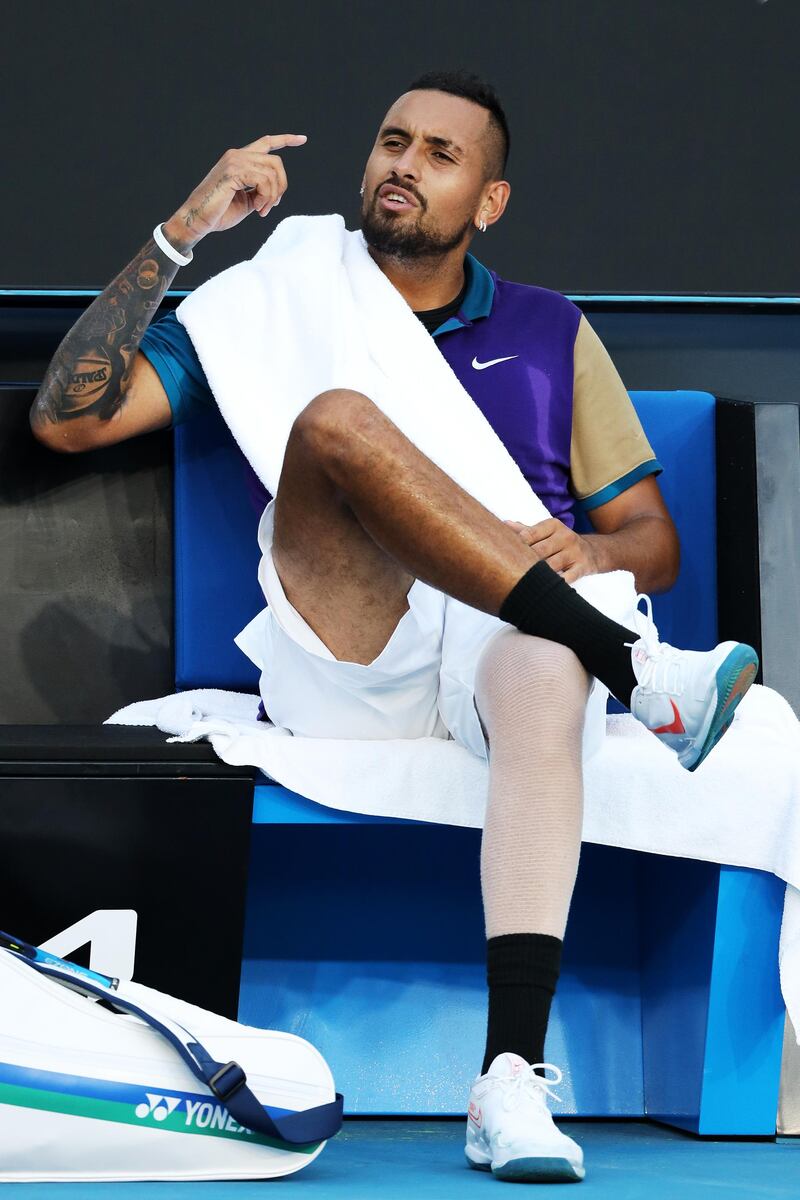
{"left": 505, "top": 518, "right": 598, "bottom": 584}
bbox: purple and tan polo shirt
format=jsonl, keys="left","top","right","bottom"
{"left": 140, "top": 250, "right": 661, "bottom": 526}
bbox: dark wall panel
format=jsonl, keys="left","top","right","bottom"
{"left": 0, "top": 388, "right": 173, "bottom": 723}
{"left": 1, "top": 0, "right": 797, "bottom": 294}
{"left": 585, "top": 309, "right": 800, "bottom": 404}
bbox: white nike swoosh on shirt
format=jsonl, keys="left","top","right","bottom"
{"left": 471, "top": 355, "right": 519, "bottom": 370}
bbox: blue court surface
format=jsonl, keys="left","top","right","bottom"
{"left": 3, "top": 1120, "right": 797, "bottom": 1198}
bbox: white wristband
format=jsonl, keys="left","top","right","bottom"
{"left": 153, "top": 222, "right": 193, "bottom": 266}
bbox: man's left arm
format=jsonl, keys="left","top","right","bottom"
{"left": 509, "top": 474, "right": 680, "bottom": 592}
{"left": 582, "top": 474, "right": 679, "bottom": 591}
{"left": 508, "top": 314, "right": 680, "bottom": 593}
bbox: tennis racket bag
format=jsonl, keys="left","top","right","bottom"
{"left": 0, "top": 932, "right": 343, "bottom": 1182}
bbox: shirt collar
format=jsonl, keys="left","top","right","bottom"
{"left": 431, "top": 252, "right": 495, "bottom": 337}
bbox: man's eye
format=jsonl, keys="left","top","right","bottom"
{"left": 383, "top": 140, "right": 452, "bottom": 163}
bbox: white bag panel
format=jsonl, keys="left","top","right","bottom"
{"left": 0, "top": 1107, "right": 325, "bottom": 1182}
{"left": 0, "top": 949, "right": 337, "bottom": 1181}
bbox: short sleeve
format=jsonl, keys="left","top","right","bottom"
{"left": 569, "top": 315, "right": 662, "bottom": 510}
{"left": 139, "top": 309, "right": 215, "bottom": 427}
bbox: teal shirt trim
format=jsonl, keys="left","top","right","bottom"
{"left": 580, "top": 459, "right": 664, "bottom": 511}
{"left": 431, "top": 252, "right": 495, "bottom": 337}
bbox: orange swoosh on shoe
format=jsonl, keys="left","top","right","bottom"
{"left": 651, "top": 699, "right": 686, "bottom": 735}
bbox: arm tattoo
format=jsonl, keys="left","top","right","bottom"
{"left": 31, "top": 234, "right": 184, "bottom": 428}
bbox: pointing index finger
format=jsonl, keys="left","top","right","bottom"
{"left": 247, "top": 133, "right": 308, "bottom": 152}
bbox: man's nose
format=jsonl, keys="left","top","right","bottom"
{"left": 392, "top": 144, "right": 422, "bottom": 180}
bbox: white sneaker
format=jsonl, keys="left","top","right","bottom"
{"left": 627, "top": 594, "right": 759, "bottom": 771}
{"left": 465, "top": 1052, "right": 585, "bottom": 1183}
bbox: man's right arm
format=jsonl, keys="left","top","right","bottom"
{"left": 29, "top": 216, "right": 197, "bottom": 452}
{"left": 29, "top": 132, "right": 306, "bottom": 452}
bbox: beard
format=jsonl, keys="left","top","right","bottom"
{"left": 360, "top": 195, "right": 474, "bottom": 260}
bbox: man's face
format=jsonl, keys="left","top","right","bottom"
{"left": 360, "top": 89, "right": 492, "bottom": 261}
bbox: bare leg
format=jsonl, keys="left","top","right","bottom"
{"left": 475, "top": 629, "right": 590, "bottom": 941}
{"left": 474, "top": 629, "right": 591, "bottom": 1074}
{"left": 273, "top": 388, "right": 540, "bottom": 660}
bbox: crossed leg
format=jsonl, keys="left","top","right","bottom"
{"left": 271, "top": 387, "right": 542, "bottom": 662}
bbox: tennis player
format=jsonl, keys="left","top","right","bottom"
{"left": 31, "top": 70, "right": 758, "bottom": 1184}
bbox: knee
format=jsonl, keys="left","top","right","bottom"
{"left": 289, "top": 388, "right": 375, "bottom": 463}
{"left": 476, "top": 628, "right": 589, "bottom": 714}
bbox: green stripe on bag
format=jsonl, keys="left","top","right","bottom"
{"left": 0, "top": 1081, "right": 320, "bottom": 1154}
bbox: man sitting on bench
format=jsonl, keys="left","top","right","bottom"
{"left": 31, "top": 69, "right": 757, "bottom": 1186}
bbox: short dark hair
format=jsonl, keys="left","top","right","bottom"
{"left": 404, "top": 69, "right": 510, "bottom": 181}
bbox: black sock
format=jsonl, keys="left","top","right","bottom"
{"left": 481, "top": 933, "right": 563, "bottom": 1077}
{"left": 499, "top": 560, "right": 639, "bottom": 707}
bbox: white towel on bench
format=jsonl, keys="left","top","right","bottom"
{"left": 107, "top": 683, "right": 800, "bottom": 1044}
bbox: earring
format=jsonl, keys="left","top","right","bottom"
{"left": 360, "top": 185, "right": 365, "bottom": 196}
{"left": 478, "top": 217, "right": 487, "bottom": 232}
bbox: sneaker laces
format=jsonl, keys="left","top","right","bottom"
{"left": 624, "top": 594, "right": 685, "bottom": 696}
{"left": 496, "top": 1063, "right": 564, "bottom": 1112}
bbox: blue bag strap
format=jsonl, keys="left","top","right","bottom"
{"left": 2, "top": 939, "right": 343, "bottom": 1146}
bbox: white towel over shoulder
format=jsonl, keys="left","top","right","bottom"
{"left": 174, "top": 212, "right": 556, "bottom": 527}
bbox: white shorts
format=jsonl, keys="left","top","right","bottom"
{"left": 235, "top": 500, "right": 609, "bottom": 762}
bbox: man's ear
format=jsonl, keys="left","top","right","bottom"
{"left": 483, "top": 180, "right": 511, "bottom": 226}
